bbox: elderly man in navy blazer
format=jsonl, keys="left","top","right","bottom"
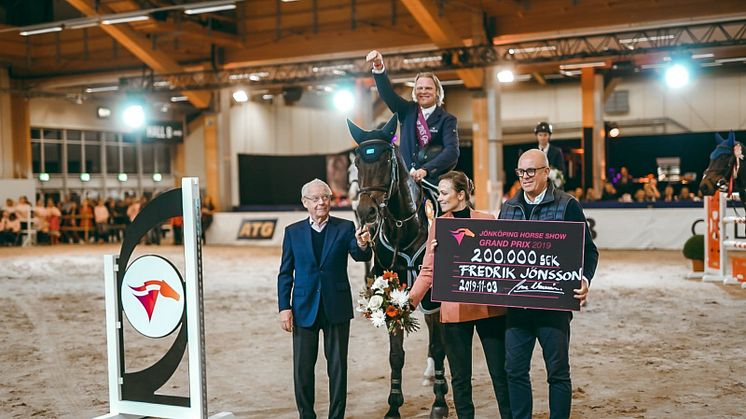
{"left": 278, "top": 178, "right": 372, "bottom": 419}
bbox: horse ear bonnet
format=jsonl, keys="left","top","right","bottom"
{"left": 710, "top": 130, "right": 739, "bottom": 160}
{"left": 349, "top": 114, "right": 398, "bottom": 163}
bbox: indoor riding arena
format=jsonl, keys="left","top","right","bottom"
{"left": 1, "top": 1, "right": 746, "bottom": 419}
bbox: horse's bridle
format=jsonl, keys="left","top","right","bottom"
{"left": 355, "top": 140, "right": 423, "bottom": 230}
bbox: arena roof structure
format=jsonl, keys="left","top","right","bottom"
{"left": 0, "top": 0, "right": 744, "bottom": 109}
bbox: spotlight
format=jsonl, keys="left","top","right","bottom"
{"left": 333, "top": 90, "right": 355, "bottom": 112}
{"left": 152, "top": 173, "right": 162, "bottom": 182}
{"left": 122, "top": 104, "right": 145, "bottom": 129}
{"left": 39, "top": 173, "right": 50, "bottom": 182}
{"left": 609, "top": 127, "right": 620, "bottom": 138}
{"left": 118, "top": 173, "right": 128, "bottom": 182}
{"left": 497, "top": 70, "right": 515, "bottom": 83}
{"left": 232, "top": 89, "right": 249, "bottom": 103}
{"left": 97, "top": 106, "right": 111, "bottom": 119}
{"left": 665, "top": 63, "right": 689, "bottom": 88}
{"left": 80, "top": 173, "right": 91, "bottom": 182}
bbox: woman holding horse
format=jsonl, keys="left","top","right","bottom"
{"left": 409, "top": 171, "right": 512, "bottom": 419}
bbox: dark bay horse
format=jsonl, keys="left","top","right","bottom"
{"left": 700, "top": 130, "right": 746, "bottom": 209}
{"left": 347, "top": 115, "right": 448, "bottom": 419}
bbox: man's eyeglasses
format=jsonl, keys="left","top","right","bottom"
{"left": 304, "top": 194, "right": 332, "bottom": 203}
{"left": 515, "top": 166, "right": 547, "bottom": 178}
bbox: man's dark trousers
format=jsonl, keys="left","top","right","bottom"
{"left": 505, "top": 309, "right": 572, "bottom": 419}
{"left": 293, "top": 306, "right": 349, "bottom": 419}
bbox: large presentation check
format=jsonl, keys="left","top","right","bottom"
{"left": 432, "top": 217, "right": 587, "bottom": 311}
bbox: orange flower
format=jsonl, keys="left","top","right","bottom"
{"left": 386, "top": 305, "right": 399, "bottom": 318}
{"left": 383, "top": 271, "right": 396, "bottom": 281}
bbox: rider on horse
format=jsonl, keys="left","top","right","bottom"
{"left": 366, "top": 50, "right": 460, "bottom": 213}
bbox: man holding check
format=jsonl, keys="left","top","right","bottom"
{"left": 498, "top": 149, "right": 599, "bottom": 419}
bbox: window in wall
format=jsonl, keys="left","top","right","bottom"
{"left": 85, "top": 144, "right": 101, "bottom": 173}
{"left": 43, "top": 143, "right": 63, "bottom": 173}
{"left": 32, "top": 142, "right": 41, "bottom": 173}
{"left": 122, "top": 144, "right": 137, "bottom": 173}
{"left": 66, "top": 130, "right": 81, "bottom": 141}
{"left": 105, "top": 141, "right": 120, "bottom": 173}
{"left": 158, "top": 145, "right": 171, "bottom": 174}
{"left": 43, "top": 129, "right": 61, "bottom": 140}
{"left": 141, "top": 144, "right": 155, "bottom": 174}
{"left": 67, "top": 142, "right": 82, "bottom": 173}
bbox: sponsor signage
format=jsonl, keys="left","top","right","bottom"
{"left": 121, "top": 255, "right": 185, "bottom": 338}
{"left": 237, "top": 219, "right": 277, "bottom": 240}
{"left": 144, "top": 121, "right": 184, "bottom": 143}
{"left": 432, "top": 218, "right": 586, "bottom": 311}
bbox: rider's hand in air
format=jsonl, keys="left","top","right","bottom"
{"left": 366, "top": 50, "right": 384, "bottom": 71}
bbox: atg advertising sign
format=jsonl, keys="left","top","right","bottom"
{"left": 432, "top": 218, "right": 586, "bottom": 311}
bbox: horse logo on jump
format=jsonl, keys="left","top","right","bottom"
{"left": 449, "top": 228, "right": 475, "bottom": 245}
{"left": 129, "top": 280, "right": 181, "bottom": 321}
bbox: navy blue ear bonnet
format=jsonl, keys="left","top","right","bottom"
{"left": 710, "top": 130, "right": 739, "bottom": 160}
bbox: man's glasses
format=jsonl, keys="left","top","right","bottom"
{"left": 515, "top": 166, "right": 547, "bottom": 178}
{"left": 304, "top": 194, "right": 332, "bottom": 203}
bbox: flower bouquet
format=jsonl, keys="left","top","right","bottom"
{"left": 549, "top": 167, "right": 565, "bottom": 189}
{"left": 357, "top": 271, "right": 420, "bottom": 335}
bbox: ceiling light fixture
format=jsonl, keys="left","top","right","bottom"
{"left": 19, "top": 26, "right": 62, "bottom": 36}
{"left": 85, "top": 85, "right": 119, "bottom": 93}
{"left": 559, "top": 61, "right": 606, "bottom": 70}
{"left": 102, "top": 15, "right": 149, "bottom": 25}
{"left": 184, "top": 3, "right": 236, "bottom": 14}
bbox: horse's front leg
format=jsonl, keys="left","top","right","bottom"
{"left": 385, "top": 331, "right": 405, "bottom": 419}
{"left": 425, "top": 312, "right": 449, "bottom": 419}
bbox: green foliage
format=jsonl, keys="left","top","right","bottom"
{"left": 682, "top": 234, "right": 705, "bottom": 260}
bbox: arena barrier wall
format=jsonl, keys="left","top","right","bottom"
{"left": 206, "top": 206, "right": 702, "bottom": 250}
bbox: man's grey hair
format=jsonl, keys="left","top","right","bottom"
{"left": 301, "top": 178, "right": 332, "bottom": 198}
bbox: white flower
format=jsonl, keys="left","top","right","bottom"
{"left": 371, "top": 277, "right": 388, "bottom": 292}
{"left": 368, "top": 295, "right": 384, "bottom": 310}
{"left": 370, "top": 310, "right": 386, "bottom": 328}
{"left": 390, "top": 288, "right": 410, "bottom": 308}
{"left": 549, "top": 168, "right": 565, "bottom": 188}
{"left": 356, "top": 298, "right": 369, "bottom": 312}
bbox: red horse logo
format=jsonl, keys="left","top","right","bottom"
{"left": 129, "top": 280, "right": 181, "bottom": 320}
{"left": 449, "top": 228, "right": 475, "bottom": 245}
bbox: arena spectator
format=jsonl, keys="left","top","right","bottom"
{"left": 679, "top": 186, "right": 693, "bottom": 201}
{"left": 46, "top": 199, "right": 61, "bottom": 245}
{"left": 663, "top": 185, "right": 675, "bottom": 202}
{"left": 79, "top": 199, "right": 94, "bottom": 242}
{"left": 3, "top": 212, "right": 21, "bottom": 246}
{"left": 616, "top": 166, "right": 634, "bottom": 197}
{"left": 127, "top": 197, "right": 141, "bottom": 222}
{"left": 63, "top": 201, "right": 80, "bottom": 244}
{"left": 34, "top": 199, "right": 49, "bottom": 244}
{"left": 573, "top": 187, "right": 584, "bottom": 201}
{"left": 0, "top": 211, "right": 12, "bottom": 245}
{"left": 633, "top": 189, "right": 646, "bottom": 203}
{"left": 601, "top": 181, "right": 618, "bottom": 201}
{"left": 643, "top": 178, "right": 661, "bottom": 202}
{"left": 3, "top": 198, "right": 14, "bottom": 214}
{"left": 94, "top": 200, "right": 110, "bottom": 243}
{"left": 584, "top": 188, "right": 598, "bottom": 202}
{"left": 201, "top": 195, "right": 216, "bottom": 245}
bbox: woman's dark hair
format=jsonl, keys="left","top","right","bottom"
{"left": 438, "top": 170, "right": 474, "bottom": 206}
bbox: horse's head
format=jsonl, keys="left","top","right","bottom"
{"left": 347, "top": 114, "right": 399, "bottom": 230}
{"left": 700, "top": 130, "right": 744, "bottom": 196}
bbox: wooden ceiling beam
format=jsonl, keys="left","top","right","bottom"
{"left": 65, "top": 0, "right": 211, "bottom": 108}
{"left": 224, "top": 25, "right": 432, "bottom": 68}
{"left": 400, "top": 0, "right": 482, "bottom": 88}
